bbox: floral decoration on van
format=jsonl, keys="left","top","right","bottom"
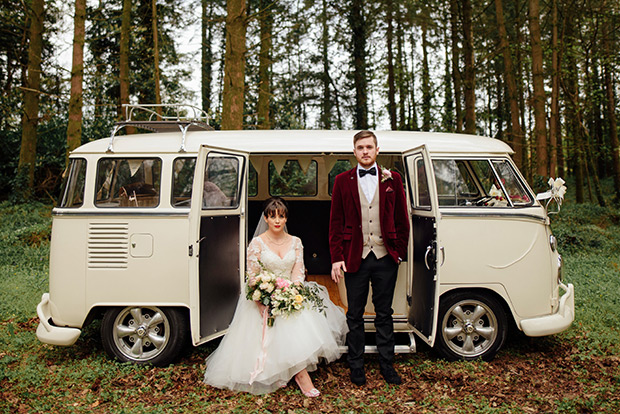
{"left": 536, "top": 177, "right": 567, "bottom": 213}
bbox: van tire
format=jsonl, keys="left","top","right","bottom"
{"left": 101, "top": 306, "right": 188, "bottom": 366}
{"left": 435, "top": 291, "right": 507, "bottom": 361}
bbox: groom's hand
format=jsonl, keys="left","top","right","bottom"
{"left": 331, "top": 261, "right": 347, "bottom": 283}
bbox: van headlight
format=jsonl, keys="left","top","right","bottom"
{"left": 549, "top": 235, "right": 557, "bottom": 252}
{"left": 557, "top": 255, "right": 563, "bottom": 282}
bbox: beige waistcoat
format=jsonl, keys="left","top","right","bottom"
{"left": 358, "top": 180, "right": 387, "bottom": 259}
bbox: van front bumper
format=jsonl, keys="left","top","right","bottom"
{"left": 36, "top": 293, "right": 81, "bottom": 346}
{"left": 520, "top": 282, "right": 575, "bottom": 337}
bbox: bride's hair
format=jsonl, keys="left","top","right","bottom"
{"left": 263, "top": 197, "right": 288, "bottom": 218}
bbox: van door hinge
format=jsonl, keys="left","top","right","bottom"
{"left": 188, "top": 245, "right": 193, "bottom": 257}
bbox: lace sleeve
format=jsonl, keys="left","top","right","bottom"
{"left": 247, "top": 238, "right": 262, "bottom": 277}
{"left": 291, "top": 237, "right": 306, "bottom": 283}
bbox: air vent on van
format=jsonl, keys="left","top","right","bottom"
{"left": 87, "top": 223, "right": 129, "bottom": 269}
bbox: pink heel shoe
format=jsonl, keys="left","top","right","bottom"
{"left": 294, "top": 376, "right": 320, "bottom": 398}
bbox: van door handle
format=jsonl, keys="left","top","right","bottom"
{"left": 440, "top": 247, "right": 445, "bottom": 266}
{"left": 424, "top": 245, "right": 432, "bottom": 270}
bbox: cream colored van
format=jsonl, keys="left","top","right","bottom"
{"left": 36, "top": 105, "right": 574, "bottom": 366}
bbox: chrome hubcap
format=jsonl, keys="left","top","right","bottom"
{"left": 112, "top": 307, "right": 170, "bottom": 362}
{"left": 442, "top": 300, "right": 498, "bottom": 358}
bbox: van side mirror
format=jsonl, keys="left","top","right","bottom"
{"left": 536, "top": 177, "right": 567, "bottom": 215}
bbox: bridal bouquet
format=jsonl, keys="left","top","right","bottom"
{"left": 246, "top": 262, "right": 325, "bottom": 326}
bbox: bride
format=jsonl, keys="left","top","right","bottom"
{"left": 204, "top": 197, "right": 347, "bottom": 396}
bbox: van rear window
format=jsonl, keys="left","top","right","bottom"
{"left": 269, "top": 160, "right": 317, "bottom": 197}
{"left": 95, "top": 158, "right": 162, "bottom": 208}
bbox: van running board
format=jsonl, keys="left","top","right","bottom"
{"left": 338, "top": 332, "right": 416, "bottom": 354}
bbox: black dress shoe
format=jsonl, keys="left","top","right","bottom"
{"left": 350, "top": 367, "right": 366, "bottom": 386}
{"left": 380, "top": 365, "right": 402, "bottom": 385}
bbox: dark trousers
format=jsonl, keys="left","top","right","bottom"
{"left": 344, "top": 252, "right": 398, "bottom": 369}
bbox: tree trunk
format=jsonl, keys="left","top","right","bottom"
{"left": 66, "top": 0, "right": 86, "bottom": 166}
{"left": 350, "top": 0, "right": 367, "bottom": 129}
{"left": 396, "top": 11, "right": 406, "bottom": 130}
{"left": 18, "top": 0, "right": 44, "bottom": 194}
{"left": 461, "top": 0, "right": 475, "bottom": 134}
{"left": 119, "top": 0, "right": 133, "bottom": 132}
{"left": 603, "top": 22, "right": 620, "bottom": 203}
{"left": 495, "top": 0, "right": 524, "bottom": 168}
{"left": 221, "top": 0, "right": 247, "bottom": 130}
{"left": 152, "top": 0, "right": 161, "bottom": 116}
{"left": 320, "top": 0, "right": 332, "bottom": 129}
{"left": 421, "top": 12, "right": 431, "bottom": 131}
{"left": 450, "top": 0, "right": 462, "bottom": 132}
{"left": 548, "top": 0, "right": 559, "bottom": 177}
{"left": 257, "top": 0, "right": 273, "bottom": 129}
{"left": 528, "top": 0, "right": 548, "bottom": 177}
{"left": 386, "top": 0, "right": 396, "bottom": 130}
{"left": 201, "top": 0, "right": 213, "bottom": 114}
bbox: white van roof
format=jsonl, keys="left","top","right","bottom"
{"left": 72, "top": 130, "right": 514, "bottom": 156}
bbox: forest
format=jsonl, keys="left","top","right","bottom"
{"left": 1, "top": 0, "right": 619, "bottom": 203}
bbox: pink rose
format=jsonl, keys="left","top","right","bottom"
{"left": 275, "top": 277, "right": 291, "bottom": 289}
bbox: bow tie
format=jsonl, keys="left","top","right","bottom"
{"left": 358, "top": 167, "right": 377, "bottom": 177}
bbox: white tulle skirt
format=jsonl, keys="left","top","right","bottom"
{"left": 203, "top": 281, "right": 347, "bottom": 395}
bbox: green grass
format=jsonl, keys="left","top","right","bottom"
{"left": 1, "top": 190, "right": 620, "bottom": 412}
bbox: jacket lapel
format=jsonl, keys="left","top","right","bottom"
{"left": 346, "top": 168, "right": 362, "bottom": 219}
{"left": 378, "top": 166, "right": 386, "bottom": 217}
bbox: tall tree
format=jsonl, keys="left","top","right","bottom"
{"left": 320, "top": 0, "right": 333, "bottom": 129}
{"left": 386, "top": 0, "right": 397, "bottom": 130}
{"left": 201, "top": 0, "right": 216, "bottom": 115}
{"left": 152, "top": 0, "right": 162, "bottom": 115}
{"left": 420, "top": 7, "right": 431, "bottom": 131}
{"left": 221, "top": 0, "right": 247, "bottom": 130}
{"left": 602, "top": 17, "right": 620, "bottom": 203}
{"left": 18, "top": 0, "right": 45, "bottom": 193}
{"left": 528, "top": 0, "right": 548, "bottom": 177}
{"left": 495, "top": 0, "right": 524, "bottom": 167}
{"left": 119, "top": 0, "right": 131, "bottom": 126}
{"left": 66, "top": 0, "right": 86, "bottom": 165}
{"left": 549, "top": 0, "right": 560, "bottom": 177}
{"left": 350, "top": 0, "right": 368, "bottom": 129}
{"left": 257, "top": 0, "right": 273, "bottom": 129}
{"left": 461, "top": 0, "right": 476, "bottom": 134}
{"left": 449, "top": 0, "right": 463, "bottom": 132}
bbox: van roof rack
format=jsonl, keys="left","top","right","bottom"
{"left": 107, "top": 104, "right": 213, "bottom": 153}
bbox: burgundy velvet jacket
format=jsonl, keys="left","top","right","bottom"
{"left": 329, "top": 167, "right": 410, "bottom": 273}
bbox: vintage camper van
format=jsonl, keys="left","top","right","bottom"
{"left": 36, "top": 105, "right": 574, "bottom": 366}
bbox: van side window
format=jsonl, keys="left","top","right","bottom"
{"left": 492, "top": 160, "right": 533, "bottom": 205}
{"left": 433, "top": 159, "right": 530, "bottom": 207}
{"left": 59, "top": 158, "right": 86, "bottom": 208}
{"left": 203, "top": 156, "right": 240, "bottom": 208}
{"left": 172, "top": 157, "right": 196, "bottom": 207}
{"left": 415, "top": 158, "right": 431, "bottom": 209}
{"left": 269, "top": 160, "right": 317, "bottom": 196}
{"left": 95, "top": 158, "right": 162, "bottom": 208}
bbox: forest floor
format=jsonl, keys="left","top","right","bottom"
{"left": 1, "top": 195, "right": 620, "bottom": 413}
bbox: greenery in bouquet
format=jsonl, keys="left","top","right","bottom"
{"left": 246, "top": 261, "right": 325, "bottom": 326}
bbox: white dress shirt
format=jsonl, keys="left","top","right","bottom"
{"left": 357, "top": 163, "right": 378, "bottom": 203}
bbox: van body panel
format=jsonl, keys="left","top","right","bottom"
{"left": 438, "top": 215, "right": 553, "bottom": 318}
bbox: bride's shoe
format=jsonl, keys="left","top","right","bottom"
{"left": 294, "top": 375, "right": 320, "bottom": 398}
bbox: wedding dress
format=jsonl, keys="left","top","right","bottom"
{"left": 203, "top": 236, "right": 347, "bottom": 395}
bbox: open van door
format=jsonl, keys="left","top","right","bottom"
{"left": 403, "top": 145, "right": 441, "bottom": 347}
{"left": 188, "top": 145, "right": 248, "bottom": 345}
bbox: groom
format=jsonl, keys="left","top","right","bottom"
{"left": 329, "top": 130, "right": 410, "bottom": 386}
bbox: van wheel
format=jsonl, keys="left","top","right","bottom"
{"left": 101, "top": 306, "right": 188, "bottom": 366}
{"left": 435, "top": 292, "right": 507, "bottom": 361}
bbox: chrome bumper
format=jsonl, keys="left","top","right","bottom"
{"left": 36, "top": 293, "right": 81, "bottom": 346}
{"left": 520, "top": 282, "right": 575, "bottom": 337}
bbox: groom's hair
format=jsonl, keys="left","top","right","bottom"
{"left": 263, "top": 197, "right": 288, "bottom": 218}
{"left": 353, "top": 130, "right": 377, "bottom": 146}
